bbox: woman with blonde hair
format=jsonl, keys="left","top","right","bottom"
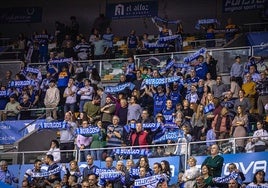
{"left": 182, "top": 156, "right": 200, "bottom": 188}
{"left": 191, "top": 104, "right": 207, "bottom": 141}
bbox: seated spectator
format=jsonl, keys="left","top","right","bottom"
{"left": 0, "top": 160, "right": 19, "bottom": 185}
{"left": 47, "top": 139, "right": 61, "bottom": 163}
{"left": 17, "top": 94, "right": 32, "bottom": 120}
{"left": 246, "top": 170, "right": 268, "bottom": 187}
{"left": 3, "top": 95, "right": 20, "bottom": 120}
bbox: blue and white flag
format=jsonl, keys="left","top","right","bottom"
{"left": 39, "top": 122, "right": 67, "bottom": 129}
{"left": 31, "top": 166, "right": 61, "bottom": 178}
{"left": 183, "top": 48, "right": 207, "bottom": 63}
{"left": 75, "top": 127, "right": 100, "bottom": 135}
{"left": 26, "top": 67, "right": 40, "bottom": 74}
{"left": 8, "top": 80, "right": 36, "bottom": 88}
{"left": 49, "top": 57, "right": 73, "bottom": 64}
{"left": 104, "top": 82, "right": 135, "bottom": 93}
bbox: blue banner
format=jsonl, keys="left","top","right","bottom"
{"left": 0, "top": 7, "right": 42, "bottom": 24}
{"left": 106, "top": 1, "right": 158, "bottom": 19}
{"left": 0, "top": 120, "right": 45, "bottom": 145}
{"left": 195, "top": 152, "right": 268, "bottom": 183}
{"left": 222, "top": 0, "right": 265, "bottom": 13}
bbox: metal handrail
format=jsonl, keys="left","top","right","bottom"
{"left": 1, "top": 135, "right": 267, "bottom": 165}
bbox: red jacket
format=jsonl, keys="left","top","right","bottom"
{"left": 130, "top": 131, "right": 148, "bottom": 146}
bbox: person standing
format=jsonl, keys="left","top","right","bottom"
{"left": 202, "top": 144, "right": 224, "bottom": 177}
{"left": 63, "top": 77, "right": 78, "bottom": 114}
{"left": 44, "top": 79, "right": 60, "bottom": 120}
{"left": 43, "top": 154, "right": 61, "bottom": 187}
{"left": 60, "top": 111, "right": 77, "bottom": 163}
{"left": 230, "top": 56, "right": 244, "bottom": 87}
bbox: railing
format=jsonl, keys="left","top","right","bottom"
{"left": 186, "top": 38, "right": 226, "bottom": 49}
{"left": 1, "top": 135, "right": 267, "bottom": 165}
{"left": 243, "top": 22, "right": 268, "bottom": 32}
{"left": 134, "top": 46, "right": 252, "bottom": 74}
{"left": 0, "top": 45, "right": 266, "bottom": 83}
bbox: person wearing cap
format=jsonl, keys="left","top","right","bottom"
{"left": 44, "top": 79, "right": 60, "bottom": 120}
{"left": 230, "top": 56, "right": 244, "bottom": 87}
{"left": 3, "top": 94, "right": 20, "bottom": 120}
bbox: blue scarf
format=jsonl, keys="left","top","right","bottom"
{"left": 105, "top": 82, "right": 135, "bottom": 93}
{"left": 49, "top": 57, "right": 73, "bottom": 64}
{"left": 0, "top": 90, "right": 8, "bottom": 97}
{"left": 8, "top": 80, "right": 35, "bottom": 88}
{"left": 159, "top": 60, "right": 175, "bottom": 75}
{"left": 143, "top": 76, "right": 181, "bottom": 87}
{"left": 144, "top": 42, "right": 168, "bottom": 48}
{"left": 39, "top": 122, "right": 67, "bottom": 129}
{"left": 153, "top": 130, "right": 181, "bottom": 143}
{"left": 158, "top": 35, "right": 182, "bottom": 42}
{"left": 75, "top": 127, "right": 100, "bottom": 135}
{"left": 152, "top": 16, "right": 181, "bottom": 24}
{"left": 195, "top": 18, "right": 220, "bottom": 30}
{"left": 113, "top": 148, "right": 150, "bottom": 156}
{"left": 31, "top": 166, "right": 61, "bottom": 178}
{"left": 183, "top": 48, "right": 207, "bottom": 63}
{"left": 134, "top": 174, "right": 167, "bottom": 187}
{"left": 26, "top": 67, "right": 40, "bottom": 74}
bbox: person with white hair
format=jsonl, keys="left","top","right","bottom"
{"left": 0, "top": 160, "right": 18, "bottom": 185}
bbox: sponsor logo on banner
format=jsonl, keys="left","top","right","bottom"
{"left": 0, "top": 7, "right": 42, "bottom": 24}
{"left": 106, "top": 1, "right": 158, "bottom": 19}
{"left": 222, "top": 0, "right": 265, "bottom": 12}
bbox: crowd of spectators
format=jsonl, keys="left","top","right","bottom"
{"left": 1, "top": 144, "right": 268, "bottom": 187}
{"left": 0, "top": 15, "right": 267, "bottom": 188}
